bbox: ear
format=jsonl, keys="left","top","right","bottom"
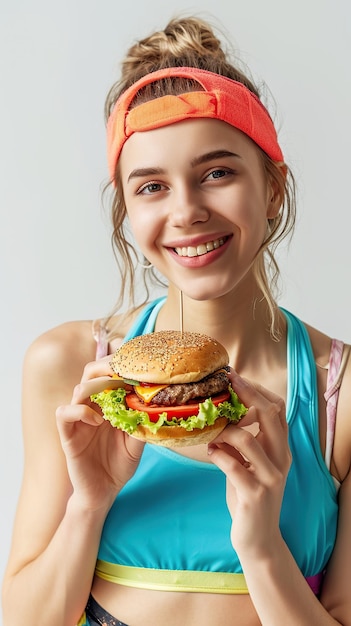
{"left": 266, "top": 178, "right": 283, "bottom": 219}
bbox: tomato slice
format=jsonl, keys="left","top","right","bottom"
{"left": 125, "top": 389, "right": 230, "bottom": 422}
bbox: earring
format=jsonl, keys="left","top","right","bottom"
{"left": 139, "top": 258, "right": 154, "bottom": 269}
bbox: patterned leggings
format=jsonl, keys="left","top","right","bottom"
{"left": 85, "top": 594, "right": 129, "bottom": 626}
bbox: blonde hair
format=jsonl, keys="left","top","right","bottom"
{"left": 103, "top": 16, "right": 296, "bottom": 339}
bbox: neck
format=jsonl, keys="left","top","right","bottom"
{"left": 156, "top": 283, "right": 286, "bottom": 380}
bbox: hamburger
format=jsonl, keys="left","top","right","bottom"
{"left": 91, "top": 330, "right": 247, "bottom": 447}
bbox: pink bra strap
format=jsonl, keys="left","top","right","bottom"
{"left": 323, "top": 339, "right": 349, "bottom": 469}
{"left": 92, "top": 321, "right": 109, "bottom": 359}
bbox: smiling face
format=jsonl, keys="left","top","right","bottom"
{"left": 119, "top": 118, "right": 279, "bottom": 302}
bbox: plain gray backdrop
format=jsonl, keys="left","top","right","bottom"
{"left": 1, "top": 0, "right": 350, "bottom": 610}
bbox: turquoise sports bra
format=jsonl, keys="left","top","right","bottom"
{"left": 95, "top": 298, "right": 339, "bottom": 596}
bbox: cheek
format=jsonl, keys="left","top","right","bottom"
{"left": 230, "top": 186, "right": 269, "bottom": 255}
{"left": 233, "top": 184, "right": 268, "bottom": 230}
{"left": 126, "top": 206, "right": 160, "bottom": 255}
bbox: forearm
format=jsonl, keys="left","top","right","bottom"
{"left": 3, "top": 495, "right": 109, "bottom": 626}
{"left": 240, "top": 537, "right": 341, "bottom": 626}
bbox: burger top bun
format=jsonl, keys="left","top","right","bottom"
{"left": 110, "top": 330, "right": 229, "bottom": 385}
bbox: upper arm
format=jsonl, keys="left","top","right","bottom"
{"left": 320, "top": 469, "right": 351, "bottom": 624}
{"left": 4, "top": 321, "right": 96, "bottom": 577}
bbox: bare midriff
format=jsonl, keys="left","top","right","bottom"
{"left": 91, "top": 576, "right": 261, "bottom": 626}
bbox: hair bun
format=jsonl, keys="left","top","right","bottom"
{"left": 120, "top": 17, "right": 226, "bottom": 85}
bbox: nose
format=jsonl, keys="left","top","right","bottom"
{"left": 168, "top": 184, "right": 210, "bottom": 228}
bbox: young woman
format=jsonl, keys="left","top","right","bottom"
{"left": 2, "top": 16, "right": 351, "bottom": 626}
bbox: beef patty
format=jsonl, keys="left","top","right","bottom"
{"left": 150, "top": 369, "right": 229, "bottom": 406}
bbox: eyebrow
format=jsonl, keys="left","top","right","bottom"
{"left": 190, "top": 150, "right": 241, "bottom": 167}
{"left": 127, "top": 150, "right": 241, "bottom": 183}
{"left": 127, "top": 167, "right": 165, "bottom": 183}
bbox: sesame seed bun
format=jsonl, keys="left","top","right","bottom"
{"left": 89, "top": 330, "right": 247, "bottom": 449}
{"left": 110, "top": 330, "right": 229, "bottom": 384}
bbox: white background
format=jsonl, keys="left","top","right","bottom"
{"left": 1, "top": 0, "right": 350, "bottom": 610}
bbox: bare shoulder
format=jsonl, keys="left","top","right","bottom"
{"left": 304, "top": 319, "right": 351, "bottom": 416}
{"left": 27, "top": 319, "right": 96, "bottom": 383}
{"left": 22, "top": 319, "right": 99, "bottom": 475}
{"left": 303, "top": 321, "right": 333, "bottom": 367}
{"left": 23, "top": 307, "right": 142, "bottom": 397}
{"left": 28, "top": 303, "right": 152, "bottom": 390}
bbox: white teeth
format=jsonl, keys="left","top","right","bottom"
{"left": 196, "top": 244, "right": 208, "bottom": 256}
{"left": 175, "top": 238, "right": 226, "bottom": 257}
{"left": 187, "top": 246, "right": 198, "bottom": 257}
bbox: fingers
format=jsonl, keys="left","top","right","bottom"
{"left": 80, "top": 355, "right": 114, "bottom": 382}
{"left": 56, "top": 403, "right": 104, "bottom": 427}
{"left": 126, "top": 434, "right": 146, "bottom": 460}
{"left": 55, "top": 404, "right": 107, "bottom": 455}
{"left": 70, "top": 355, "right": 130, "bottom": 404}
{"left": 209, "top": 371, "right": 291, "bottom": 480}
{"left": 228, "top": 368, "right": 287, "bottom": 433}
{"left": 234, "top": 375, "right": 289, "bottom": 469}
{"left": 209, "top": 419, "right": 274, "bottom": 481}
{"left": 71, "top": 377, "right": 130, "bottom": 404}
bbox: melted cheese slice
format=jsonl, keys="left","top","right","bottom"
{"left": 135, "top": 384, "right": 168, "bottom": 404}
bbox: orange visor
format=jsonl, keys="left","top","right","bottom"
{"left": 107, "top": 67, "right": 285, "bottom": 181}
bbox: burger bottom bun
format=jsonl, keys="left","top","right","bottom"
{"left": 130, "top": 416, "right": 229, "bottom": 448}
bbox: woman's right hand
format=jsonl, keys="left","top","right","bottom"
{"left": 55, "top": 356, "right": 145, "bottom": 512}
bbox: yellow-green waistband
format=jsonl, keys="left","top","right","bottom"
{"left": 95, "top": 560, "right": 249, "bottom": 595}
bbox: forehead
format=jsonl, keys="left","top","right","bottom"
{"left": 119, "top": 118, "right": 262, "bottom": 175}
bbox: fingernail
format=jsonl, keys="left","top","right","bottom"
{"left": 94, "top": 413, "right": 105, "bottom": 425}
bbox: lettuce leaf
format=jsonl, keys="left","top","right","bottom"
{"left": 91, "top": 385, "right": 247, "bottom": 435}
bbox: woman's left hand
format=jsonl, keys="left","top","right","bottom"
{"left": 208, "top": 370, "right": 291, "bottom": 561}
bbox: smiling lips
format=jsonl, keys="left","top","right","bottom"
{"left": 174, "top": 236, "right": 228, "bottom": 258}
